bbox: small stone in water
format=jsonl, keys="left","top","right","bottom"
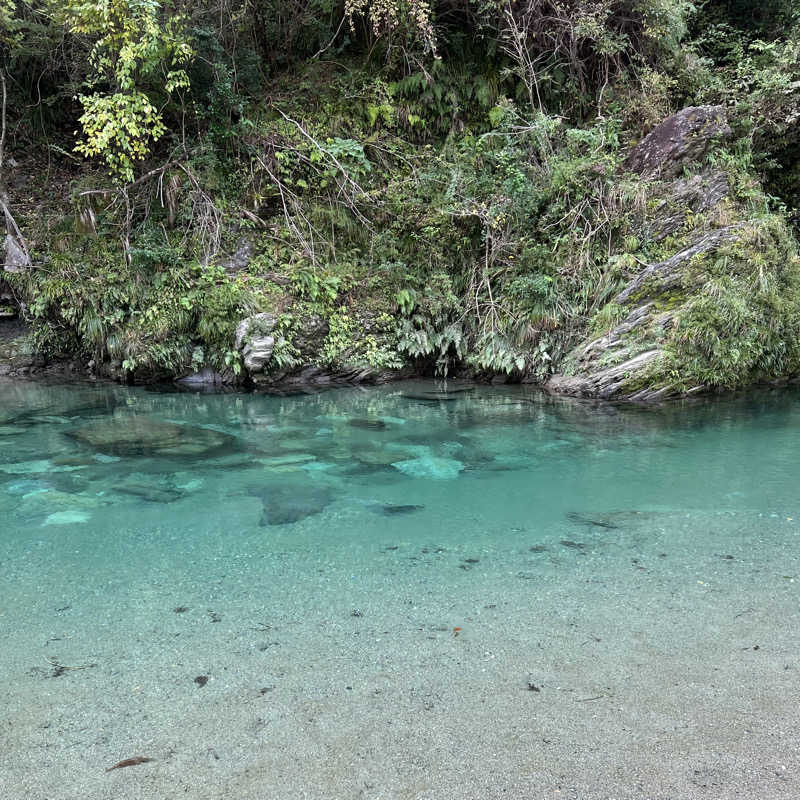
{"left": 373, "top": 504, "right": 424, "bottom": 516}
{"left": 560, "top": 540, "right": 587, "bottom": 550}
{"left": 565, "top": 511, "right": 619, "bottom": 529}
{"left": 43, "top": 510, "right": 90, "bottom": 525}
{"left": 348, "top": 418, "right": 387, "bottom": 430}
{"left": 93, "top": 453, "right": 120, "bottom": 463}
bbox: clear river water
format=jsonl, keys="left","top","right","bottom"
{"left": 1, "top": 379, "right": 798, "bottom": 799}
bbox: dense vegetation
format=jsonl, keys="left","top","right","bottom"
{"left": 2, "top": 0, "right": 799, "bottom": 394}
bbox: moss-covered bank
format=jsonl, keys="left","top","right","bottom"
{"left": 3, "top": 3, "right": 800, "bottom": 399}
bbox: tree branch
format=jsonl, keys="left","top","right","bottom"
{"left": 0, "top": 68, "right": 32, "bottom": 271}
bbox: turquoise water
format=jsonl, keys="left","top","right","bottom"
{"left": 1, "top": 379, "right": 799, "bottom": 799}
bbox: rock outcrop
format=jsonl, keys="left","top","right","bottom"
{"left": 547, "top": 105, "right": 800, "bottom": 401}
{"left": 647, "top": 170, "right": 730, "bottom": 241}
{"left": 624, "top": 105, "right": 732, "bottom": 179}
{"left": 615, "top": 225, "right": 741, "bottom": 305}
{"left": 234, "top": 312, "right": 277, "bottom": 373}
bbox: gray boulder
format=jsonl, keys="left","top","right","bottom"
{"left": 547, "top": 225, "right": 743, "bottom": 401}
{"left": 235, "top": 313, "right": 277, "bottom": 373}
{"left": 542, "top": 104, "right": 780, "bottom": 402}
{"left": 624, "top": 106, "right": 732, "bottom": 179}
{"left": 251, "top": 483, "right": 332, "bottom": 526}
{"left": 648, "top": 170, "right": 730, "bottom": 241}
{"left": 547, "top": 350, "right": 674, "bottom": 402}
{"left": 221, "top": 236, "right": 253, "bottom": 274}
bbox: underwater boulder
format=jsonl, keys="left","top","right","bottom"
{"left": 115, "top": 480, "right": 186, "bottom": 503}
{"left": 252, "top": 483, "right": 332, "bottom": 526}
{"left": 66, "top": 417, "right": 237, "bottom": 458}
{"left": 391, "top": 455, "right": 465, "bottom": 480}
{"left": 347, "top": 418, "right": 387, "bottom": 430}
{"left": 258, "top": 453, "right": 317, "bottom": 472}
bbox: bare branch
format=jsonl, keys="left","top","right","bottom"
{"left": 0, "top": 69, "right": 32, "bottom": 271}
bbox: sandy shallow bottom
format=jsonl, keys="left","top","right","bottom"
{"left": 2, "top": 502, "right": 799, "bottom": 800}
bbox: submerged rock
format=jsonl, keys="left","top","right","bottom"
{"left": 402, "top": 388, "right": 473, "bottom": 402}
{"left": 258, "top": 453, "right": 317, "bottom": 472}
{"left": 115, "top": 481, "right": 185, "bottom": 503}
{"left": 566, "top": 511, "right": 620, "bottom": 530}
{"left": 43, "top": 509, "right": 91, "bottom": 525}
{"left": 0, "top": 425, "right": 24, "bottom": 436}
{"left": 0, "top": 458, "right": 84, "bottom": 474}
{"left": 391, "top": 455, "right": 464, "bottom": 480}
{"left": 6, "top": 479, "right": 49, "bottom": 495}
{"left": 23, "top": 488, "right": 102, "bottom": 510}
{"left": 348, "top": 418, "right": 387, "bottom": 430}
{"left": 371, "top": 503, "right": 424, "bottom": 516}
{"left": 66, "top": 417, "right": 237, "bottom": 458}
{"left": 252, "top": 483, "right": 332, "bottom": 525}
{"left": 354, "top": 449, "right": 404, "bottom": 467}
{"left": 51, "top": 454, "right": 94, "bottom": 467}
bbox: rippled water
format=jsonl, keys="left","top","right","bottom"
{"left": 1, "top": 379, "right": 799, "bottom": 799}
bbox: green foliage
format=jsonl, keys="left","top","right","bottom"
{"left": 690, "top": 0, "right": 797, "bottom": 55}
{"left": 378, "top": 103, "right": 631, "bottom": 376}
{"left": 589, "top": 301, "right": 626, "bottom": 335}
{"left": 59, "top": 0, "right": 192, "bottom": 181}
{"left": 6, "top": 0, "right": 800, "bottom": 397}
{"left": 266, "top": 314, "right": 301, "bottom": 372}
{"left": 0, "top": 0, "right": 22, "bottom": 47}
{"left": 665, "top": 218, "right": 800, "bottom": 389}
{"left": 395, "top": 271, "right": 464, "bottom": 375}
{"left": 75, "top": 91, "right": 169, "bottom": 181}
{"left": 688, "top": 7, "right": 800, "bottom": 221}
{"left": 386, "top": 60, "right": 500, "bottom": 138}
{"left": 322, "top": 308, "right": 403, "bottom": 370}
{"left": 12, "top": 232, "right": 259, "bottom": 378}
{"left": 292, "top": 268, "right": 341, "bottom": 303}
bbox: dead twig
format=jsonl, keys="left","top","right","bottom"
{"left": 46, "top": 656, "right": 97, "bottom": 677}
